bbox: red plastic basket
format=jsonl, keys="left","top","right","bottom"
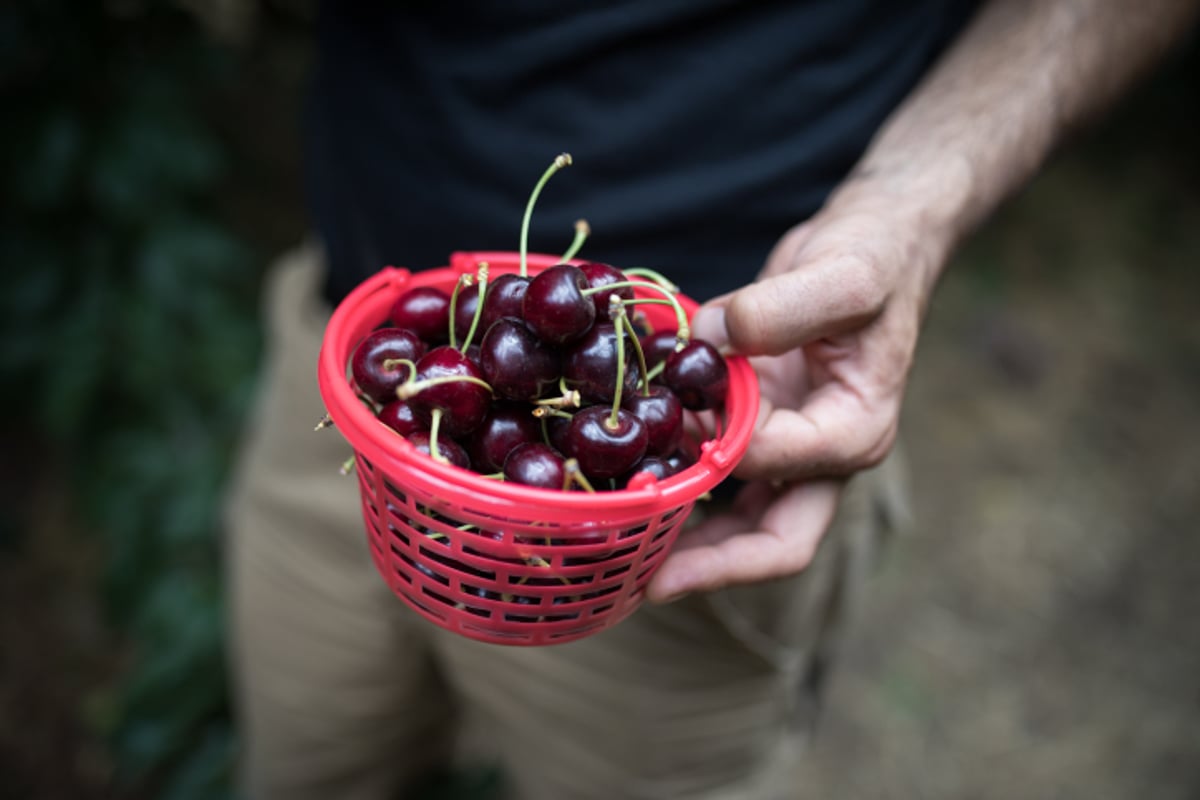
{"left": 317, "top": 251, "right": 759, "bottom": 645}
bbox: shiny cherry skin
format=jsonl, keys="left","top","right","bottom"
{"left": 350, "top": 327, "right": 427, "bottom": 404}
{"left": 377, "top": 399, "right": 425, "bottom": 438}
{"left": 479, "top": 273, "right": 530, "bottom": 332}
{"left": 522, "top": 263, "right": 596, "bottom": 346}
{"left": 467, "top": 403, "right": 542, "bottom": 473}
{"left": 452, "top": 282, "right": 483, "bottom": 343}
{"left": 578, "top": 262, "right": 634, "bottom": 322}
{"left": 639, "top": 330, "right": 681, "bottom": 374}
{"left": 542, "top": 413, "right": 572, "bottom": 454}
{"left": 408, "top": 346, "right": 492, "bottom": 438}
{"left": 390, "top": 286, "right": 451, "bottom": 344}
{"left": 565, "top": 406, "right": 648, "bottom": 480}
{"left": 563, "top": 322, "right": 640, "bottom": 405}
{"left": 479, "top": 318, "right": 560, "bottom": 402}
{"left": 503, "top": 442, "right": 567, "bottom": 489}
{"left": 665, "top": 448, "right": 696, "bottom": 474}
{"left": 664, "top": 339, "right": 729, "bottom": 410}
{"left": 406, "top": 431, "right": 470, "bottom": 469}
{"left": 621, "top": 384, "right": 683, "bottom": 456}
{"left": 620, "top": 454, "right": 681, "bottom": 487}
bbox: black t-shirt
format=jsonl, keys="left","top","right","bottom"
{"left": 308, "top": 0, "right": 979, "bottom": 305}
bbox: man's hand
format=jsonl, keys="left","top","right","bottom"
{"left": 647, "top": 199, "right": 945, "bottom": 603}
{"left": 645, "top": 0, "right": 1199, "bottom": 603}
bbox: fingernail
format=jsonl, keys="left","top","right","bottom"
{"left": 691, "top": 305, "right": 728, "bottom": 349}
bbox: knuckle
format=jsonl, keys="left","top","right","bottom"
{"left": 836, "top": 252, "right": 888, "bottom": 316}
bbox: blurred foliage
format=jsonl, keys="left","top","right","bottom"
{"left": 1, "top": 1, "right": 259, "bottom": 797}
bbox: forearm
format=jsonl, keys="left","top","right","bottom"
{"left": 829, "top": 0, "right": 1198, "bottom": 287}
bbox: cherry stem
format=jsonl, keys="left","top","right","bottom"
{"left": 609, "top": 299, "right": 628, "bottom": 429}
{"left": 532, "top": 406, "right": 573, "bottom": 420}
{"left": 581, "top": 279, "right": 690, "bottom": 343}
{"left": 339, "top": 455, "right": 356, "bottom": 476}
{"left": 396, "top": 374, "right": 493, "bottom": 401}
{"left": 520, "top": 153, "right": 573, "bottom": 278}
{"left": 622, "top": 267, "right": 679, "bottom": 293}
{"left": 429, "top": 408, "right": 446, "bottom": 463}
{"left": 460, "top": 262, "right": 489, "bottom": 352}
{"left": 447, "top": 274, "right": 473, "bottom": 350}
{"left": 560, "top": 219, "right": 590, "bottom": 262}
{"left": 314, "top": 414, "right": 334, "bottom": 431}
{"left": 619, "top": 311, "right": 651, "bottom": 396}
{"left": 564, "top": 458, "right": 596, "bottom": 493}
{"left": 523, "top": 555, "right": 572, "bottom": 584}
{"left": 382, "top": 358, "right": 418, "bottom": 382}
{"left": 533, "top": 386, "right": 581, "bottom": 408}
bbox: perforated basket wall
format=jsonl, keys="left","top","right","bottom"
{"left": 318, "top": 252, "right": 758, "bottom": 645}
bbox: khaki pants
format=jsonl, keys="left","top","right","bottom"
{"left": 224, "top": 243, "right": 907, "bottom": 800}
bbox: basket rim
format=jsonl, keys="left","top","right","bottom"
{"left": 317, "top": 251, "right": 759, "bottom": 513}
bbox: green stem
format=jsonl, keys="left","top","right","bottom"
{"left": 447, "top": 274, "right": 472, "bottom": 350}
{"left": 397, "top": 374, "right": 494, "bottom": 401}
{"left": 429, "top": 408, "right": 445, "bottom": 463}
{"left": 532, "top": 406, "right": 574, "bottom": 420}
{"left": 644, "top": 360, "right": 667, "bottom": 384}
{"left": 560, "top": 219, "right": 590, "bottom": 262}
{"left": 609, "top": 300, "right": 628, "bottom": 429}
{"left": 382, "top": 359, "right": 418, "bottom": 383}
{"left": 564, "top": 458, "right": 597, "bottom": 493}
{"left": 520, "top": 153, "right": 573, "bottom": 278}
{"left": 581, "top": 279, "right": 690, "bottom": 343}
{"left": 460, "top": 262, "right": 489, "bottom": 352}
{"left": 620, "top": 312, "right": 651, "bottom": 396}
{"left": 621, "top": 267, "right": 679, "bottom": 293}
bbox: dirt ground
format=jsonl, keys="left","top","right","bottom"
{"left": 4, "top": 19, "right": 1198, "bottom": 800}
{"left": 794, "top": 147, "right": 1200, "bottom": 798}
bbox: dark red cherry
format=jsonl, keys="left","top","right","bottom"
{"left": 479, "top": 318, "right": 561, "bottom": 402}
{"left": 664, "top": 339, "right": 728, "bottom": 410}
{"left": 542, "top": 413, "right": 572, "bottom": 454}
{"left": 452, "top": 282, "right": 483, "bottom": 344}
{"left": 479, "top": 273, "right": 529, "bottom": 332}
{"left": 622, "top": 385, "right": 683, "bottom": 456}
{"left": 565, "top": 406, "right": 648, "bottom": 480}
{"left": 406, "top": 431, "right": 470, "bottom": 469}
{"left": 377, "top": 399, "right": 425, "bottom": 438}
{"left": 350, "top": 328, "right": 427, "bottom": 404}
{"left": 390, "top": 286, "right": 451, "bottom": 344}
{"left": 563, "top": 323, "right": 640, "bottom": 404}
{"left": 578, "top": 262, "right": 634, "bottom": 322}
{"left": 503, "top": 442, "right": 567, "bottom": 490}
{"left": 665, "top": 448, "right": 696, "bottom": 474}
{"left": 406, "top": 346, "right": 492, "bottom": 438}
{"left": 522, "top": 263, "right": 596, "bottom": 346}
{"left": 639, "top": 330, "right": 681, "bottom": 374}
{"left": 467, "top": 403, "right": 542, "bottom": 473}
{"left": 620, "top": 455, "right": 681, "bottom": 487}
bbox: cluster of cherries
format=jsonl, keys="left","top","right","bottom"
{"left": 345, "top": 154, "right": 730, "bottom": 493}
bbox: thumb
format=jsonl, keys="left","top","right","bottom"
{"left": 721, "top": 250, "right": 887, "bottom": 356}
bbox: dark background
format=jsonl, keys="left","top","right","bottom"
{"left": 2, "top": 3, "right": 1198, "bottom": 798}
